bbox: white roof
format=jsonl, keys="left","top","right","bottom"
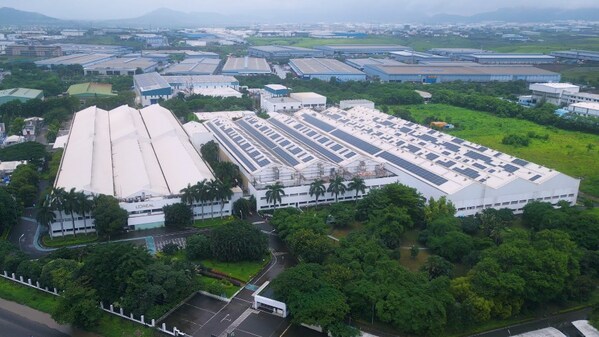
{"left": 289, "top": 92, "right": 326, "bottom": 100}
{"left": 55, "top": 105, "right": 215, "bottom": 199}
{"left": 0, "top": 160, "right": 27, "bottom": 172}
{"left": 570, "top": 102, "right": 599, "bottom": 110}
{"left": 572, "top": 320, "right": 599, "bottom": 337}
{"left": 512, "top": 327, "right": 566, "bottom": 337}
{"left": 183, "top": 121, "right": 210, "bottom": 135}
{"left": 52, "top": 135, "right": 69, "bottom": 149}
{"left": 193, "top": 87, "right": 242, "bottom": 98}
{"left": 195, "top": 111, "right": 255, "bottom": 121}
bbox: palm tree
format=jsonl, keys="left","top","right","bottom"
{"left": 75, "top": 192, "right": 93, "bottom": 234}
{"left": 309, "top": 179, "right": 326, "bottom": 206}
{"left": 194, "top": 179, "right": 208, "bottom": 220}
{"left": 214, "top": 180, "right": 233, "bottom": 218}
{"left": 265, "top": 182, "right": 286, "bottom": 209}
{"left": 35, "top": 199, "right": 56, "bottom": 238}
{"left": 63, "top": 188, "right": 79, "bottom": 237}
{"left": 206, "top": 179, "right": 218, "bottom": 218}
{"left": 327, "top": 175, "right": 347, "bottom": 203}
{"left": 50, "top": 187, "right": 66, "bottom": 237}
{"left": 180, "top": 184, "right": 196, "bottom": 207}
{"left": 348, "top": 176, "right": 367, "bottom": 201}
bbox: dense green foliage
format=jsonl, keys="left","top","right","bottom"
{"left": 0, "top": 141, "right": 47, "bottom": 167}
{"left": 0, "top": 187, "right": 20, "bottom": 234}
{"left": 91, "top": 194, "right": 128, "bottom": 238}
{"left": 209, "top": 220, "right": 268, "bottom": 262}
{"left": 5, "top": 163, "right": 39, "bottom": 207}
{"left": 163, "top": 202, "right": 193, "bottom": 228}
{"left": 160, "top": 93, "right": 253, "bottom": 120}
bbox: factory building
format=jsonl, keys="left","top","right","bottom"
{"left": 50, "top": 43, "right": 132, "bottom": 55}
{"left": 204, "top": 106, "right": 578, "bottom": 215}
{"left": 0, "top": 88, "right": 44, "bottom": 105}
{"left": 133, "top": 72, "right": 173, "bottom": 106}
{"left": 248, "top": 45, "right": 324, "bottom": 59}
{"left": 84, "top": 57, "right": 160, "bottom": 76}
{"left": 289, "top": 58, "right": 366, "bottom": 81}
{"left": 428, "top": 48, "right": 492, "bottom": 60}
{"left": 222, "top": 57, "right": 271, "bottom": 75}
{"left": 390, "top": 51, "right": 450, "bottom": 64}
{"left": 35, "top": 53, "right": 115, "bottom": 68}
{"left": 52, "top": 104, "right": 241, "bottom": 237}
{"left": 550, "top": 50, "right": 599, "bottom": 62}
{"left": 364, "top": 64, "right": 560, "bottom": 83}
{"left": 6, "top": 45, "right": 62, "bottom": 57}
{"left": 345, "top": 58, "right": 405, "bottom": 70}
{"left": 165, "top": 75, "right": 239, "bottom": 93}
{"left": 462, "top": 53, "right": 555, "bottom": 65}
{"left": 163, "top": 58, "right": 221, "bottom": 75}
{"left": 568, "top": 102, "right": 599, "bottom": 117}
{"left": 339, "top": 99, "right": 375, "bottom": 109}
{"left": 260, "top": 85, "right": 327, "bottom": 113}
{"left": 529, "top": 83, "right": 581, "bottom": 105}
{"left": 315, "top": 44, "right": 411, "bottom": 56}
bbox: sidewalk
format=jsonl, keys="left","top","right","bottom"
{"left": 0, "top": 297, "right": 101, "bottom": 337}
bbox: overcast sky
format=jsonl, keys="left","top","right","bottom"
{"left": 1, "top": 0, "right": 598, "bottom": 20}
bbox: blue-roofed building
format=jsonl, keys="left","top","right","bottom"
{"left": 133, "top": 72, "right": 173, "bottom": 106}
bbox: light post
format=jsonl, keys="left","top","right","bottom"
{"left": 18, "top": 234, "right": 25, "bottom": 251}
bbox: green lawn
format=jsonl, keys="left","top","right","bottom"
{"left": 41, "top": 233, "right": 98, "bottom": 248}
{"left": 202, "top": 255, "right": 271, "bottom": 283}
{"left": 193, "top": 216, "right": 233, "bottom": 229}
{"left": 200, "top": 277, "right": 239, "bottom": 298}
{"left": 403, "top": 104, "right": 599, "bottom": 197}
{"left": 0, "top": 277, "right": 157, "bottom": 337}
{"left": 398, "top": 248, "right": 430, "bottom": 272}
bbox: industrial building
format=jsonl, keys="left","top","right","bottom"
{"left": 163, "top": 58, "right": 221, "bottom": 75}
{"left": 5, "top": 45, "right": 62, "bottom": 57}
{"left": 248, "top": 45, "right": 324, "bottom": 59}
{"left": 428, "top": 48, "right": 492, "bottom": 59}
{"left": 133, "top": 72, "right": 173, "bottom": 106}
{"left": 0, "top": 88, "right": 44, "bottom": 105}
{"left": 315, "top": 44, "right": 411, "bottom": 56}
{"left": 261, "top": 92, "right": 327, "bottom": 113}
{"left": 67, "top": 83, "right": 116, "bottom": 100}
{"left": 84, "top": 57, "right": 160, "bottom": 76}
{"left": 345, "top": 58, "right": 405, "bottom": 70}
{"left": 165, "top": 75, "right": 239, "bottom": 94}
{"left": 35, "top": 53, "right": 115, "bottom": 68}
{"left": 568, "top": 102, "right": 599, "bottom": 117}
{"left": 529, "top": 82, "right": 581, "bottom": 105}
{"left": 390, "top": 51, "right": 450, "bottom": 64}
{"left": 289, "top": 58, "right": 366, "bottom": 81}
{"left": 364, "top": 64, "right": 560, "bottom": 83}
{"left": 50, "top": 43, "right": 131, "bottom": 55}
{"left": 461, "top": 53, "right": 555, "bottom": 65}
{"left": 204, "top": 105, "right": 578, "bottom": 215}
{"left": 339, "top": 99, "right": 375, "bottom": 109}
{"left": 52, "top": 104, "right": 240, "bottom": 237}
{"left": 221, "top": 57, "right": 271, "bottom": 75}
{"left": 146, "top": 50, "right": 219, "bottom": 59}
{"left": 551, "top": 49, "right": 599, "bottom": 62}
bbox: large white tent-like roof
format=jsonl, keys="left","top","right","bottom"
{"left": 55, "top": 105, "right": 214, "bottom": 199}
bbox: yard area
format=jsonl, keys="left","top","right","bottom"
{"left": 201, "top": 255, "right": 271, "bottom": 283}
{"left": 403, "top": 104, "right": 599, "bottom": 197}
{"left": 41, "top": 233, "right": 98, "bottom": 248}
{"left": 193, "top": 216, "right": 234, "bottom": 229}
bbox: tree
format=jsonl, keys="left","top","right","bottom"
{"left": 210, "top": 220, "right": 267, "bottom": 262}
{"left": 265, "top": 181, "right": 286, "bottom": 209}
{"left": 50, "top": 187, "right": 67, "bottom": 237}
{"left": 429, "top": 231, "right": 474, "bottom": 263}
{"left": 421, "top": 256, "right": 454, "bottom": 280}
{"left": 0, "top": 187, "right": 19, "bottom": 234}
{"left": 194, "top": 179, "right": 208, "bottom": 220}
{"left": 179, "top": 183, "right": 196, "bottom": 208}
{"left": 53, "top": 281, "right": 102, "bottom": 329}
{"left": 368, "top": 206, "right": 412, "bottom": 249}
{"left": 213, "top": 179, "right": 233, "bottom": 218}
{"left": 424, "top": 196, "right": 456, "bottom": 224}
{"left": 287, "top": 229, "right": 334, "bottom": 263}
{"left": 186, "top": 234, "right": 211, "bottom": 260}
{"left": 163, "top": 203, "right": 193, "bottom": 228}
{"left": 232, "top": 197, "right": 250, "bottom": 219}
{"left": 91, "top": 194, "right": 128, "bottom": 239}
{"left": 327, "top": 175, "right": 347, "bottom": 203}
{"left": 62, "top": 188, "right": 80, "bottom": 236}
{"left": 35, "top": 199, "right": 56, "bottom": 234}
{"left": 347, "top": 176, "right": 367, "bottom": 201}
{"left": 410, "top": 245, "right": 420, "bottom": 259}
{"left": 75, "top": 192, "right": 93, "bottom": 234}
{"left": 309, "top": 179, "right": 326, "bottom": 206}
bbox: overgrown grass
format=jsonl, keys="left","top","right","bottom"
{"left": 330, "top": 222, "right": 364, "bottom": 239}
{"left": 193, "top": 216, "right": 234, "bottom": 229}
{"left": 202, "top": 255, "right": 271, "bottom": 283}
{"left": 398, "top": 248, "right": 431, "bottom": 272}
{"left": 92, "top": 316, "right": 158, "bottom": 337}
{"left": 200, "top": 277, "right": 239, "bottom": 298}
{"left": 403, "top": 104, "right": 599, "bottom": 197}
{"left": 41, "top": 233, "right": 98, "bottom": 248}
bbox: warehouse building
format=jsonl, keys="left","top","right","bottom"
{"left": 428, "top": 48, "right": 492, "bottom": 60}
{"left": 339, "top": 99, "right": 375, "bottom": 109}
{"left": 50, "top": 43, "right": 131, "bottom": 55}
{"left": 551, "top": 50, "right": 599, "bottom": 62}
{"left": 6, "top": 45, "right": 62, "bottom": 57}
{"left": 52, "top": 104, "right": 241, "bottom": 237}
{"left": 165, "top": 75, "right": 239, "bottom": 93}
{"left": 364, "top": 64, "right": 560, "bottom": 83}
{"left": 289, "top": 58, "right": 366, "bottom": 81}
{"left": 67, "top": 83, "right": 116, "bottom": 100}
{"left": 529, "top": 82, "right": 580, "bottom": 105}
{"left": 345, "top": 58, "right": 405, "bottom": 70}
{"left": 0, "top": 88, "right": 43, "bottom": 105}
{"left": 35, "top": 53, "right": 115, "bottom": 68}
{"left": 260, "top": 91, "right": 327, "bottom": 113}
{"left": 222, "top": 56, "right": 271, "bottom": 75}
{"left": 84, "top": 57, "right": 160, "bottom": 75}
{"left": 163, "top": 58, "right": 221, "bottom": 75}
{"left": 390, "top": 51, "right": 450, "bottom": 64}
{"left": 462, "top": 53, "right": 555, "bottom": 65}
{"left": 248, "top": 45, "right": 324, "bottom": 59}
{"left": 204, "top": 105, "right": 578, "bottom": 215}
{"left": 568, "top": 102, "right": 599, "bottom": 117}
{"left": 133, "top": 72, "right": 173, "bottom": 106}
{"left": 315, "top": 44, "right": 411, "bottom": 56}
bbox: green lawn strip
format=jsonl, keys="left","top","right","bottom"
{"left": 193, "top": 216, "right": 233, "bottom": 229}
{"left": 201, "top": 277, "right": 239, "bottom": 298}
{"left": 41, "top": 233, "right": 98, "bottom": 248}
{"left": 403, "top": 104, "right": 599, "bottom": 197}
{"left": 202, "top": 255, "right": 271, "bottom": 283}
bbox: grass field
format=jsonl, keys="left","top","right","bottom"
{"left": 193, "top": 216, "right": 234, "bottom": 229}
{"left": 402, "top": 104, "right": 599, "bottom": 197}
{"left": 41, "top": 233, "right": 98, "bottom": 248}
{"left": 202, "top": 255, "right": 271, "bottom": 283}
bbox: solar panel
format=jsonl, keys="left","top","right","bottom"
{"left": 453, "top": 167, "right": 480, "bottom": 179}
{"left": 272, "top": 147, "right": 300, "bottom": 166}
{"left": 345, "top": 151, "right": 355, "bottom": 158}
{"left": 331, "top": 144, "right": 342, "bottom": 151}
{"left": 302, "top": 114, "right": 336, "bottom": 132}
{"left": 331, "top": 129, "right": 381, "bottom": 155}
{"left": 418, "top": 134, "right": 437, "bottom": 143}
{"left": 530, "top": 174, "right": 542, "bottom": 182}
{"left": 257, "top": 159, "right": 270, "bottom": 167}
{"left": 269, "top": 119, "right": 344, "bottom": 163}
{"left": 473, "top": 163, "right": 487, "bottom": 170}
{"left": 378, "top": 151, "right": 448, "bottom": 186}
{"left": 443, "top": 142, "right": 460, "bottom": 152}
{"left": 317, "top": 137, "right": 329, "bottom": 144}
{"left": 512, "top": 159, "right": 529, "bottom": 167}
{"left": 426, "top": 153, "right": 439, "bottom": 161}
{"left": 437, "top": 160, "right": 455, "bottom": 168}
{"left": 503, "top": 164, "right": 519, "bottom": 173}
{"left": 452, "top": 138, "right": 464, "bottom": 144}
{"left": 289, "top": 147, "right": 302, "bottom": 155}
{"left": 303, "top": 156, "right": 314, "bottom": 162}
{"left": 280, "top": 140, "right": 290, "bottom": 147}
{"left": 400, "top": 127, "right": 412, "bottom": 133}
{"left": 237, "top": 119, "right": 278, "bottom": 149}
{"left": 464, "top": 150, "right": 492, "bottom": 163}
{"left": 206, "top": 123, "right": 257, "bottom": 172}
{"left": 406, "top": 144, "right": 420, "bottom": 153}
{"left": 396, "top": 141, "right": 405, "bottom": 146}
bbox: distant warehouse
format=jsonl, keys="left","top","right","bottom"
{"left": 364, "top": 64, "right": 560, "bottom": 83}
{"left": 221, "top": 57, "right": 271, "bottom": 76}
{"left": 345, "top": 58, "right": 405, "bottom": 70}
{"left": 248, "top": 45, "right": 324, "bottom": 59}
{"left": 290, "top": 58, "right": 366, "bottom": 81}
{"left": 390, "top": 51, "right": 450, "bottom": 64}
{"left": 315, "top": 44, "right": 411, "bottom": 56}
{"left": 551, "top": 49, "right": 599, "bottom": 62}
{"left": 461, "top": 53, "right": 555, "bottom": 65}
{"left": 84, "top": 57, "right": 160, "bottom": 76}
{"left": 162, "top": 58, "right": 221, "bottom": 75}
{"left": 35, "top": 53, "right": 115, "bottom": 68}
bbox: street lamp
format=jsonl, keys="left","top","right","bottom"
{"left": 18, "top": 234, "right": 25, "bottom": 251}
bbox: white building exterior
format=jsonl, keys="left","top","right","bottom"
{"left": 51, "top": 105, "right": 240, "bottom": 237}
{"left": 204, "top": 106, "right": 579, "bottom": 216}
{"left": 290, "top": 92, "right": 327, "bottom": 110}
{"left": 252, "top": 281, "right": 288, "bottom": 317}
{"left": 260, "top": 96, "right": 302, "bottom": 113}
{"left": 529, "top": 83, "right": 579, "bottom": 105}
{"left": 568, "top": 102, "right": 599, "bottom": 117}
{"left": 134, "top": 72, "right": 173, "bottom": 106}
{"left": 339, "top": 99, "right": 375, "bottom": 109}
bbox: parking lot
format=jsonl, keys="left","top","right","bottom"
{"left": 161, "top": 294, "right": 227, "bottom": 334}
